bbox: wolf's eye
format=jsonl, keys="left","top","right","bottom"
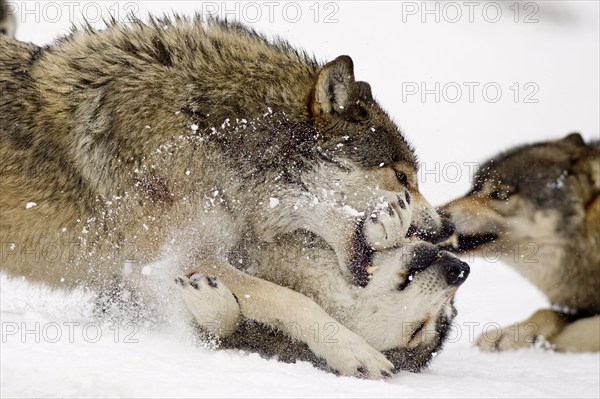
{"left": 395, "top": 170, "right": 408, "bottom": 186}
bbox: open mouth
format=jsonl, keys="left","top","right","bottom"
{"left": 439, "top": 233, "right": 497, "bottom": 253}
{"left": 349, "top": 219, "right": 374, "bottom": 287}
{"left": 397, "top": 266, "right": 426, "bottom": 291}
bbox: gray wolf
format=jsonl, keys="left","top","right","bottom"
{"left": 177, "top": 232, "right": 469, "bottom": 374}
{"left": 0, "top": 0, "right": 15, "bottom": 37}
{"left": 439, "top": 133, "right": 599, "bottom": 352}
{"left": 1, "top": 16, "right": 457, "bottom": 377}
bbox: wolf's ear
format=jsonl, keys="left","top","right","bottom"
{"left": 356, "top": 81, "right": 373, "bottom": 102}
{"left": 562, "top": 132, "right": 586, "bottom": 147}
{"left": 311, "top": 55, "right": 356, "bottom": 117}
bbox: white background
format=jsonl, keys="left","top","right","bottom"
{"left": 2, "top": 1, "right": 599, "bottom": 397}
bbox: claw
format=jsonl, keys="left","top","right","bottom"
{"left": 366, "top": 265, "right": 379, "bottom": 274}
{"left": 207, "top": 276, "right": 218, "bottom": 288}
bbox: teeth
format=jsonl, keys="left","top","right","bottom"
{"left": 449, "top": 234, "right": 459, "bottom": 248}
{"left": 366, "top": 265, "right": 379, "bottom": 274}
{"left": 409, "top": 235, "right": 418, "bottom": 242}
{"left": 438, "top": 233, "right": 459, "bottom": 248}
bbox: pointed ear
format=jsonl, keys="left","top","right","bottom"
{"left": 356, "top": 81, "right": 373, "bottom": 102}
{"left": 311, "top": 55, "right": 356, "bottom": 117}
{"left": 562, "top": 132, "right": 586, "bottom": 147}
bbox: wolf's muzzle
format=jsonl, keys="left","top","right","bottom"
{"left": 406, "top": 218, "right": 455, "bottom": 245}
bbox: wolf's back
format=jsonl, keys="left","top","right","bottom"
{"left": 0, "top": 18, "right": 323, "bottom": 285}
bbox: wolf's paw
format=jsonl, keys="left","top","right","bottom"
{"left": 309, "top": 327, "right": 394, "bottom": 379}
{"left": 363, "top": 192, "right": 412, "bottom": 250}
{"left": 475, "top": 322, "right": 543, "bottom": 352}
{"left": 176, "top": 273, "right": 240, "bottom": 338}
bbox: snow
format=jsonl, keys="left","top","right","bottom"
{"left": 2, "top": 261, "right": 599, "bottom": 398}
{"left": 3, "top": 1, "right": 599, "bottom": 398}
{"left": 341, "top": 204, "right": 364, "bottom": 217}
{"left": 24, "top": 202, "right": 37, "bottom": 209}
{"left": 268, "top": 197, "right": 280, "bottom": 208}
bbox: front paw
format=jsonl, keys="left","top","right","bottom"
{"left": 308, "top": 325, "right": 394, "bottom": 379}
{"left": 362, "top": 192, "right": 412, "bottom": 250}
{"left": 176, "top": 273, "right": 240, "bottom": 338}
{"left": 475, "top": 322, "right": 546, "bottom": 352}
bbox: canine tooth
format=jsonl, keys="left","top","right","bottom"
{"left": 449, "top": 234, "right": 459, "bottom": 248}
{"left": 366, "top": 265, "right": 379, "bottom": 274}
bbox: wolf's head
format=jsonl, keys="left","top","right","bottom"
{"left": 311, "top": 56, "right": 455, "bottom": 241}
{"left": 351, "top": 242, "right": 469, "bottom": 372}
{"left": 439, "top": 133, "right": 599, "bottom": 261}
{"left": 254, "top": 55, "right": 454, "bottom": 284}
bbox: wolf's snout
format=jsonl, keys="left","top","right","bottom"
{"left": 437, "top": 254, "right": 470, "bottom": 286}
{"left": 406, "top": 218, "right": 455, "bottom": 245}
{"left": 438, "top": 218, "right": 456, "bottom": 243}
{"left": 405, "top": 242, "right": 439, "bottom": 272}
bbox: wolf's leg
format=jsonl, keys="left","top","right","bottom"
{"left": 185, "top": 259, "right": 393, "bottom": 378}
{"left": 550, "top": 315, "right": 600, "bottom": 352}
{"left": 176, "top": 273, "right": 241, "bottom": 338}
{"left": 476, "top": 309, "right": 571, "bottom": 351}
{"left": 260, "top": 190, "right": 412, "bottom": 270}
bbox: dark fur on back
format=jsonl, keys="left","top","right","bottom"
{"left": 55, "top": 16, "right": 414, "bottom": 171}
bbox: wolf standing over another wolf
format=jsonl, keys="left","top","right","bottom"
{"left": 440, "top": 133, "right": 599, "bottom": 352}
{"left": 0, "top": 16, "right": 462, "bottom": 377}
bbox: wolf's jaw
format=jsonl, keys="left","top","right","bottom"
{"left": 349, "top": 219, "right": 416, "bottom": 287}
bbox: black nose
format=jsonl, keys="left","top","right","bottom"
{"left": 438, "top": 253, "right": 470, "bottom": 286}
{"left": 436, "top": 218, "right": 455, "bottom": 243}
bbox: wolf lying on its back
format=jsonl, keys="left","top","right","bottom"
{"left": 440, "top": 133, "right": 599, "bottom": 352}
{"left": 0, "top": 17, "right": 457, "bottom": 377}
{"left": 178, "top": 233, "right": 469, "bottom": 373}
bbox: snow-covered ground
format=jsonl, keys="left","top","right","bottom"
{"left": 2, "top": 1, "right": 599, "bottom": 398}
{"left": 1, "top": 263, "right": 598, "bottom": 398}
